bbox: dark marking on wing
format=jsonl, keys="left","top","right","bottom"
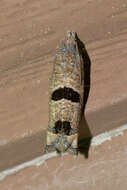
{"left": 54, "top": 120, "right": 71, "bottom": 135}
{"left": 48, "top": 125, "right": 78, "bottom": 135}
{"left": 51, "top": 87, "right": 80, "bottom": 103}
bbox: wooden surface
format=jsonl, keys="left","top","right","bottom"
{"left": 0, "top": 0, "right": 127, "bottom": 171}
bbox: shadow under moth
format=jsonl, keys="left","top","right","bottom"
{"left": 46, "top": 31, "right": 85, "bottom": 155}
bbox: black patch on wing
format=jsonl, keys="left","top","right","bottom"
{"left": 48, "top": 124, "right": 78, "bottom": 136}
{"left": 54, "top": 120, "right": 71, "bottom": 136}
{"left": 51, "top": 87, "right": 80, "bottom": 103}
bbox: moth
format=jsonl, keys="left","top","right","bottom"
{"left": 46, "top": 31, "right": 85, "bottom": 155}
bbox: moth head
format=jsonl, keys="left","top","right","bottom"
{"left": 55, "top": 136, "right": 71, "bottom": 153}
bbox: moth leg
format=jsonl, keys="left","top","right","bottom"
{"left": 67, "top": 147, "right": 78, "bottom": 155}
{"left": 45, "top": 144, "right": 56, "bottom": 153}
{"left": 45, "top": 131, "right": 57, "bottom": 153}
{"left": 66, "top": 133, "right": 78, "bottom": 155}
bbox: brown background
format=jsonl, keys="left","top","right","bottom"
{"left": 0, "top": 0, "right": 127, "bottom": 171}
